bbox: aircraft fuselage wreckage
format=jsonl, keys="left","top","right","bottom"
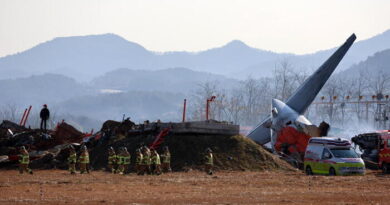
{"left": 247, "top": 34, "right": 356, "bottom": 163}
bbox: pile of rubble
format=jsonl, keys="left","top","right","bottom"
{"left": 0, "top": 120, "right": 85, "bottom": 169}
{"left": 0, "top": 119, "right": 294, "bottom": 172}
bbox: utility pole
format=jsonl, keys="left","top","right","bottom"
{"left": 182, "top": 99, "right": 187, "bottom": 122}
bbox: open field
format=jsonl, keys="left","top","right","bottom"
{"left": 0, "top": 169, "right": 389, "bottom": 204}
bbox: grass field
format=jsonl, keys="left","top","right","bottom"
{"left": 0, "top": 169, "right": 389, "bottom": 204}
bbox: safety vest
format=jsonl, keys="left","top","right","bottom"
{"left": 123, "top": 154, "right": 131, "bottom": 165}
{"left": 151, "top": 154, "right": 161, "bottom": 165}
{"left": 79, "top": 152, "right": 90, "bottom": 164}
{"left": 161, "top": 153, "right": 171, "bottom": 164}
{"left": 18, "top": 154, "right": 29, "bottom": 164}
{"left": 136, "top": 154, "right": 143, "bottom": 165}
{"left": 68, "top": 153, "right": 77, "bottom": 164}
{"left": 205, "top": 153, "right": 213, "bottom": 165}
{"left": 108, "top": 154, "right": 117, "bottom": 165}
{"left": 116, "top": 155, "right": 123, "bottom": 165}
{"left": 142, "top": 154, "right": 150, "bottom": 165}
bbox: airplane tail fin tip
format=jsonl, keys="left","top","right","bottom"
{"left": 348, "top": 33, "right": 357, "bottom": 43}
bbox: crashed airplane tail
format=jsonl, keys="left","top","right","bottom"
{"left": 247, "top": 34, "right": 357, "bottom": 145}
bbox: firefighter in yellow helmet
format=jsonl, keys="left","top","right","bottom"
{"left": 78, "top": 145, "right": 90, "bottom": 174}
{"left": 67, "top": 145, "right": 77, "bottom": 174}
{"left": 150, "top": 149, "right": 162, "bottom": 175}
{"left": 204, "top": 148, "right": 213, "bottom": 175}
{"left": 160, "top": 146, "right": 172, "bottom": 172}
{"left": 18, "top": 146, "right": 33, "bottom": 174}
{"left": 135, "top": 148, "right": 143, "bottom": 175}
{"left": 107, "top": 147, "right": 117, "bottom": 174}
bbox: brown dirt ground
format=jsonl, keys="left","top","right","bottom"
{"left": 0, "top": 169, "right": 389, "bottom": 204}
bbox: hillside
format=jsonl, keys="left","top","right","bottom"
{"left": 0, "top": 34, "right": 154, "bottom": 82}
{"left": 59, "top": 91, "right": 185, "bottom": 122}
{"left": 91, "top": 67, "right": 240, "bottom": 93}
{"left": 0, "top": 74, "right": 88, "bottom": 105}
{"left": 338, "top": 48, "right": 390, "bottom": 78}
{"left": 1, "top": 30, "right": 390, "bottom": 81}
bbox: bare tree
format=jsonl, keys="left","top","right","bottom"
{"left": 188, "top": 81, "right": 219, "bottom": 121}
{"left": 0, "top": 104, "right": 19, "bottom": 123}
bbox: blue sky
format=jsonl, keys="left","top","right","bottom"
{"left": 0, "top": 0, "right": 390, "bottom": 57}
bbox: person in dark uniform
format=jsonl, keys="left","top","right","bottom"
{"left": 40, "top": 104, "right": 50, "bottom": 131}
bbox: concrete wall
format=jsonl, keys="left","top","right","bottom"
{"left": 158, "top": 120, "right": 239, "bottom": 136}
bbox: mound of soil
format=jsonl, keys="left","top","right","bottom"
{"left": 90, "top": 132, "right": 293, "bottom": 172}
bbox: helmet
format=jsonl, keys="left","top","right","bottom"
{"left": 20, "top": 146, "right": 26, "bottom": 150}
{"left": 206, "top": 148, "right": 212, "bottom": 153}
{"left": 69, "top": 145, "right": 75, "bottom": 150}
{"left": 81, "top": 145, "right": 87, "bottom": 150}
{"left": 108, "top": 146, "right": 114, "bottom": 151}
{"left": 123, "top": 147, "right": 128, "bottom": 152}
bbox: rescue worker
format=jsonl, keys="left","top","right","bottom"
{"left": 117, "top": 147, "right": 131, "bottom": 174}
{"left": 135, "top": 149, "right": 143, "bottom": 175}
{"left": 39, "top": 104, "right": 50, "bottom": 132}
{"left": 160, "top": 146, "right": 172, "bottom": 172}
{"left": 122, "top": 147, "right": 131, "bottom": 174}
{"left": 107, "top": 147, "right": 117, "bottom": 173}
{"left": 204, "top": 147, "right": 213, "bottom": 175}
{"left": 116, "top": 147, "right": 124, "bottom": 174}
{"left": 145, "top": 146, "right": 152, "bottom": 174}
{"left": 78, "top": 145, "right": 90, "bottom": 174}
{"left": 140, "top": 146, "right": 151, "bottom": 175}
{"left": 67, "top": 145, "right": 77, "bottom": 174}
{"left": 18, "top": 146, "right": 33, "bottom": 174}
{"left": 150, "top": 149, "right": 162, "bottom": 175}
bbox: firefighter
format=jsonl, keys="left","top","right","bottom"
{"left": 145, "top": 146, "right": 152, "bottom": 174}
{"left": 18, "top": 146, "right": 33, "bottom": 174}
{"left": 204, "top": 147, "right": 213, "bottom": 175}
{"left": 116, "top": 147, "right": 124, "bottom": 174}
{"left": 150, "top": 149, "right": 162, "bottom": 175}
{"left": 160, "top": 146, "right": 172, "bottom": 172}
{"left": 139, "top": 146, "right": 151, "bottom": 175}
{"left": 135, "top": 149, "right": 143, "bottom": 174}
{"left": 67, "top": 145, "right": 77, "bottom": 174}
{"left": 117, "top": 147, "right": 130, "bottom": 174}
{"left": 78, "top": 145, "right": 90, "bottom": 174}
{"left": 122, "top": 147, "right": 131, "bottom": 174}
{"left": 107, "top": 147, "right": 117, "bottom": 173}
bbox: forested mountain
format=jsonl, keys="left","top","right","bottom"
{"left": 1, "top": 30, "right": 390, "bottom": 81}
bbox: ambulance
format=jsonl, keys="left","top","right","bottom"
{"left": 304, "top": 137, "right": 365, "bottom": 176}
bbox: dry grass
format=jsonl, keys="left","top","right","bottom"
{"left": 0, "top": 169, "right": 389, "bottom": 204}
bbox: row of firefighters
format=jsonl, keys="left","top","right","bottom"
{"left": 17, "top": 145, "right": 215, "bottom": 175}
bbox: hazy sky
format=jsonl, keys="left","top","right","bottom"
{"left": 1, "top": 0, "right": 390, "bottom": 57}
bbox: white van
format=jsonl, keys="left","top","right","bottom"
{"left": 304, "top": 137, "right": 365, "bottom": 176}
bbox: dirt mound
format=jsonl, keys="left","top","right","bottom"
{"left": 90, "top": 129, "right": 293, "bottom": 171}
{"left": 167, "top": 134, "right": 293, "bottom": 171}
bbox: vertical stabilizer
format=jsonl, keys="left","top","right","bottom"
{"left": 247, "top": 34, "right": 356, "bottom": 144}
{"left": 286, "top": 34, "right": 356, "bottom": 114}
